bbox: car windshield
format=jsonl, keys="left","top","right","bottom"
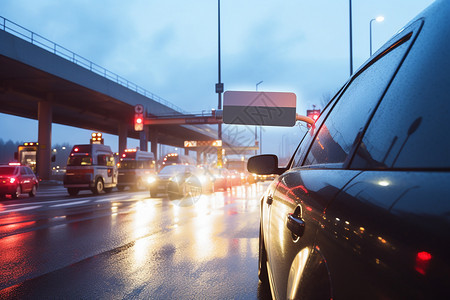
{"left": 118, "top": 161, "right": 138, "bottom": 169}
{"left": 0, "top": 167, "right": 17, "bottom": 175}
{"left": 67, "top": 155, "right": 92, "bottom": 166}
{"left": 159, "top": 165, "right": 186, "bottom": 176}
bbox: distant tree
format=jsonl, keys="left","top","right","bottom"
{"left": 0, "top": 139, "right": 21, "bottom": 164}
{"left": 51, "top": 143, "right": 72, "bottom": 168}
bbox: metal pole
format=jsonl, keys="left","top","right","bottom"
{"left": 349, "top": 0, "right": 353, "bottom": 76}
{"left": 370, "top": 19, "right": 374, "bottom": 56}
{"left": 217, "top": 0, "right": 223, "bottom": 167}
{"left": 218, "top": 0, "right": 222, "bottom": 112}
{"left": 254, "top": 127, "right": 257, "bottom": 155}
{"left": 255, "top": 81, "right": 263, "bottom": 156}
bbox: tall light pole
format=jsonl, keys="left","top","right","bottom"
{"left": 370, "top": 16, "right": 384, "bottom": 56}
{"left": 255, "top": 81, "right": 263, "bottom": 155}
{"left": 349, "top": 0, "right": 353, "bottom": 76}
{"left": 216, "top": 0, "right": 224, "bottom": 167}
{"left": 256, "top": 81, "right": 263, "bottom": 91}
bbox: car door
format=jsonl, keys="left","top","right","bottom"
{"left": 19, "top": 166, "right": 32, "bottom": 192}
{"left": 267, "top": 21, "right": 421, "bottom": 299}
{"left": 318, "top": 14, "right": 450, "bottom": 297}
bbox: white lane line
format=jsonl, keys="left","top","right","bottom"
{"left": 0, "top": 205, "right": 42, "bottom": 213}
{"left": 50, "top": 200, "right": 90, "bottom": 207}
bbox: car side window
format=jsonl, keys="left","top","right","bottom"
{"left": 303, "top": 31, "right": 415, "bottom": 168}
{"left": 351, "top": 35, "right": 450, "bottom": 169}
{"left": 97, "top": 155, "right": 107, "bottom": 166}
{"left": 20, "top": 167, "right": 27, "bottom": 175}
{"left": 291, "top": 96, "right": 336, "bottom": 168}
{"left": 106, "top": 156, "right": 115, "bottom": 167}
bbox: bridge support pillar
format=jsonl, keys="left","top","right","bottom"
{"left": 139, "top": 126, "right": 148, "bottom": 151}
{"left": 196, "top": 151, "right": 202, "bottom": 165}
{"left": 149, "top": 128, "right": 158, "bottom": 159}
{"left": 118, "top": 123, "right": 127, "bottom": 154}
{"left": 37, "top": 98, "right": 52, "bottom": 180}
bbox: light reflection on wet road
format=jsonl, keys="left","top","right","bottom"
{"left": 0, "top": 183, "right": 272, "bottom": 299}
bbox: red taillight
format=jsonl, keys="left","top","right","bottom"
{"left": 415, "top": 251, "right": 432, "bottom": 275}
{"left": 9, "top": 177, "right": 16, "bottom": 184}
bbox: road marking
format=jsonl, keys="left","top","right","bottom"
{"left": 50, "top": 200, "right": 90, "bottom": 207}
{"left": 0, "top": 205, "right": 42, "bottom": 213}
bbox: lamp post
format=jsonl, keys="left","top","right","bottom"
{"left": 349, "top": 0, "right": 353, "bottom": 76}
{"left": 256, "top": 81, "right": 263, "bottom": 155}
{"left": 370, "top": 16, "right": 384, "bottom": 56}
{"left": 216, "top": 0, "right": 223, "bottom": 167}
{"left": 256, "top": 81, "right": 263, "bottom": 91}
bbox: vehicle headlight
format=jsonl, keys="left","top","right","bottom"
{"left": 147, "top": 176, "right": 157, "bottom": 184}
{"left": 198, "top": 175, "right": 207, "bottom": 184}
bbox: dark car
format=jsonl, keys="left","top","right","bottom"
{"left": 148, "top": 164, "right": 213, "bottom": 198}
{"left": 211, "top": 167, "right": 232, "bottom": 191}
{"left": 249, "top": 1, "right": 450, "bottom": 299}
{"left": 0, "top": 164, "right": 39, "bottom": 199}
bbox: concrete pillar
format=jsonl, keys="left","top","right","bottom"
{"left": 150, "top": 128, "right": 158, "bottom": 159}
{"left": 197, "top": 151, "right": 201, "bottom": 165}
{"left": 37, "top": 99, "right": 52, "bottom": 180}
{"left": 118, "top": 122, "right": 127, "bottom": 154}
{"left": 139, "top": 126, "right": 148, "bottom": 151}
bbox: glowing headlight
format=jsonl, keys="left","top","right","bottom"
{"left": 198, "top": 175, "right": 207, "bottom": 184}
{"left": 147, "top": 176, "right": 157, "bottom": 184}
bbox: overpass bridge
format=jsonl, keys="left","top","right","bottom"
{"left": 0, "top": 16, "right": 246, "bottom": 179}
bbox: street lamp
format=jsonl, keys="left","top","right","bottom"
{"left": 349, "top": 0, "right": 353, "bottom": 76}
{"left": 370, "top": 16, "right": 384, "bottom": 56}
{"left": 256, "top": 81, "right": 263, "bottom": 91}
{"left": 216, "top": 0, "right": 223, "bottom": 167}
{"left": 256, "top": 81, "right": 263, "bottom": 155}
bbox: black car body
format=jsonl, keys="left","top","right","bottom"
{"left": 252, "top": 1, "right": 450, "bottom": 298}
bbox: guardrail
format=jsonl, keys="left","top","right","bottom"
{"left": 0, "top": 16, "right": 186, "bottom": 113}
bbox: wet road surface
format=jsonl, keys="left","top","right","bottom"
{"left": 0, "top": 183, "right": 272, "bottom": 299}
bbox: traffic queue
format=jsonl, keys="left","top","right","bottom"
{"left": 1, "top": 132, "right": 268, "bottom": 200}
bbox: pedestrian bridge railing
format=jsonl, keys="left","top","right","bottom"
{"left": 0, "top": 15, "right": 186, "bottom": 113}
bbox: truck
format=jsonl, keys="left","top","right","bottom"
{"left": 63, "top": 133, "right": 117, "bottom": 195}
{"left": 117, "top": 148, "right": 156, "bottom": 191}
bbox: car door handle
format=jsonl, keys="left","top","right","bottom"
{"left": 286, "top": 213, "right": 305, "bottom": 237}
{"left": 266, "top": 195, "right": 273, "bottom": 205}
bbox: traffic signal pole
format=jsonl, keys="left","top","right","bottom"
{"left": 217, "top": 0, "right": 223, "bottom": 167}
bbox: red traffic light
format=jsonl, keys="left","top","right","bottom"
{"left": 135, "top": 113, "right": 144, "bottom": 131}
{"left": 306, "top": 109, "right": 321, "bottom": 127}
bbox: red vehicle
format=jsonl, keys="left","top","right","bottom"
{"left": 211, "top": 168, "right": 232, "bottom": 191}
{"left": 0, "top": 163, "right": 39, "bottom": 199}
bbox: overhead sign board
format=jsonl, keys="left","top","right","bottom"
{"left": 184, "top": 140, "right": 222, "bottom": 148}
{"left": 223, "top": 91, "right": 296, "bottom": 127}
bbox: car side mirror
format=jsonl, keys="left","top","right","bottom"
{"left": 248, "top": 155, "right": 283, "bottom": 175}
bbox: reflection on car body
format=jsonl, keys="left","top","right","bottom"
{"left": 247, "top": 1, "right": 450, "bottom": 299}
{"left": 0, "top": 163, "right": 39, "bottom": 199}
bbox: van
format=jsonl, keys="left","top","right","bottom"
{"left": 117, "top": 149, "right": 156, "bottom": 191}
{"left": 63, "top": 144, "right": 117, "bottom": 195}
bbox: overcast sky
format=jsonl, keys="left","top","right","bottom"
{"left": 0, "top": 0, "right": 434, "bottom": 158}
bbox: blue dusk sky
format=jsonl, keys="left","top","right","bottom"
{"left": 0, "top": 0, "right": 434, "bottom": 157}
